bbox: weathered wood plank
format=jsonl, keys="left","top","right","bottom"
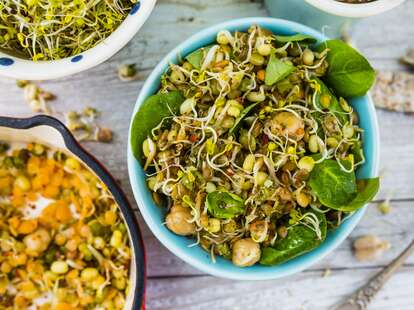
{"left": 146, "top": 266, "right": 414, "bottom": 310}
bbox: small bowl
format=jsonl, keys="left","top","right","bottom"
{"left": 0, "top": 115, "right": 146, "bottom": 307}
{"left": 265, "top": 0, "right": 406, "bottom": 38}
{"left": 0, "top": 0, "right": 156, "bottom": 80}
{"left": 127, "top": 17, "right": 380, "bottom": 280}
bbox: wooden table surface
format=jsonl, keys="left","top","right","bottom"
{"left": 1, "top": 1, "right": 414, "bottom": 309}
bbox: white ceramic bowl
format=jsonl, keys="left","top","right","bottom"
{"left": 0, "top": 0, "right": 156, "bottom": 80}
{"left": 305, "top": 0, "right": 406, "bottom": 18}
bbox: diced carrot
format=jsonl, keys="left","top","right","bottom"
{"left": 42, "top": 185, "right": 60, "bottom": 199}
{"left": 39, "top": 203, "right": 57, "bottom": 227}
{"left": 17, "top": 219, "right": 38, "bottom": 234}
{"left": 27, "top": 191, "right": 38, "bottom": 201}
{"left": 11, "top": 195, "right": 25, "bottom": 207}
{"left": 8, "top": 216, "right": 20, "bottom": 229}
{"left": 31, "top": 176, "right": 43, "bottom": 190}
{"left": 27, "top": 156, "right": 40, "bottom": 174}
{"left": 257, "top": 69, "right": 265, "bottom": 81}
{"left": 56, "top": 303, "right": 77, "bottom": 310}
{"left": 55, "top": 201, "right": 72, "bottom": 223}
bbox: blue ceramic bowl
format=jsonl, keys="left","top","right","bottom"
{"left": 127, "top": 17, "right": 380, "bottom": 280}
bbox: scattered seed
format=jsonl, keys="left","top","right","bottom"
{"left": 118, "top": 64, "right": 138, "bottom": 81}
{"left": 20, "top": 81, "right": 55, "bottom": 114}
{"left": 353, "top": 235, "right": 391, "bottom": 262}
{"left": 16, "top": 80, "right": 29, "bottom": 88}
{"left": 400, "top": 48, "right": 414, "bottom": 67}
{"left": 65, "top": 107, "right": 112, "bottom": 143}
{"left": 96, "top": 127, "right": 113, "bottom": 143}
{"left": 372, "top": 71, "right": 414, "bottom": 113}
{"left": 322, "top": 268, "right": 331, "bottom": 278}
{"left": 378, "top": 194, "right": 392, "bottom": 215}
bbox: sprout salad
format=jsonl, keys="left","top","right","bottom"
{"left": 131, "top": 25, "right": 379, "bottom": 267}
{"left": 0, "top": 143, "right": 131, "bottom": 308}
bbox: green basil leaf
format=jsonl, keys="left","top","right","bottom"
{"left": 274, "top": 34, "right": 317, "bottom": 45}
{"left": 185, "top": 46, "right": 212, "bottom": 69}
{"left": 228, "top": 102, "right": 259, "bottom": 136}
{"left": 309, "top": 159, "right": 357, "bottom": 208}
{"left": 260, "top": 210, "right": 327, "bottom": 265}
{"left": 317, "top": 39, "right": 376, "bottom": 97}
{"left": 311, "top": 77, "right": 347, "bottom": 125}
{"left": 130, "top": 91, "right": 185, "bottom": 163}
{"left": 328, "top": 177, "right": 380, "bottom": 212}
{"left": 206, "top": 191, "right": 245, "bottom": 219}
{"left": 265, "top": 53, "right": 295, "bottom": 86}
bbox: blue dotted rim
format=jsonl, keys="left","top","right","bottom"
{"left": 0, "top": 57, "right": 14, "bottom": 66}
{"left": 70, "top": 55, "right": 83, "bottom": 63}
{"left": 130, "top": 2, "right": 141, "bottom": 15}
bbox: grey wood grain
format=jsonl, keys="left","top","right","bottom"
{"left": 146, "top": 266, "right": 414, "bottom": 310}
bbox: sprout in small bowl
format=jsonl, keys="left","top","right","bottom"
{"left": 0, "top": 0, "right": 156, "bottom": 80}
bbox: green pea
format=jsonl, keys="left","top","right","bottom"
{"left": 88, "top": 220, "right": 105, "bottom": 236}
{"left": 0, "top": 143, "right": 9, "bottom": 154}
{"left": 44, "top": 246, "right": 57, "bottom": 264}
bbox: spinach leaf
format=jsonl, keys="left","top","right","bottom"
{"left": 309, "top": 159, "right": 357, "bottom": 208}
{"left": 228, "top": 102, "right": 259, "bottom": 136}
{"left": 351, "top": 140, "right": 364, "bottom": 164}
{"left": 130, "top": 91, "right": 185, "bottom": 163}
{"left": 260, "top": 210, "right": 327, "bottom": 265}
{"left": 328, "top": 177, "right": 379, "bottom": 212}
{"left": 206, "top": 191, "right": 245, "bottom": 219}
{"left": 311, "top": 77, "right": 347, "bottom": 125}
{"left": 316, "top": 40, "right": 376, "bottom": 97}
{"left": 265, "top": 53, "right": 295, "bottom": 86}
{"left": 274, "top": 34, "right": 317, "bottom": 45}
{"left": 185, "top": 46, "right": 212, "bottom": 69}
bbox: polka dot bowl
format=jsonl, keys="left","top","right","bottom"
{"left": 0, "top": 0, "right": 156, "bottom": 80}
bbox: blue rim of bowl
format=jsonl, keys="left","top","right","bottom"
{"left": 0, "top": 115, "right": 146, "bottom": 305}
{"left": 127, "top": 17, "right": 380, "bottom": 280}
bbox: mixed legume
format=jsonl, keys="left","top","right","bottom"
{"left": 139, "top": 25, "right": 367, "bottom": 267}
{"left": 0, "top": 143, "right": 131, "bottom": 309}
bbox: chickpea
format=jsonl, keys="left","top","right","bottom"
{"left": 302, "top": 48, "right": 315, "bottom": 66}
{"left": 257, "top": 43, "right": 271, "bottom": 56}
{"left": 296, "top": 192, "right": 311, "bottom": 207}
{"left": 270, "top": 112, "right": 305, "bottom": 140}
{"left": 297, "top": 156, "right": 315, "bottom": 172}
{"left": 249, "top": 220, "right": 268, "bottom": 243}
{"left": 250, "top": 53, "right": 265, "bottom": 66}
{"left": 242, "top": 154, "right": 255, "bottom": 172}
{"left": 166, "top": 205, "right": 196, "bottom": 236}
{"left": 23, "top": 228, "right": 51, "bottom": 256}
{"left": 277, "top": 226, "right": 288, "bottom": 239}
{"left": 232, "top": 238, "right": 261, "bottom": 267}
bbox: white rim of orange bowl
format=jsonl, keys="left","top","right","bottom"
{"left": 0, "top": 0, "right": 157, "bottom": 80}
{"left": 305, "top": 0, "right": 406, "bottom": 18}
